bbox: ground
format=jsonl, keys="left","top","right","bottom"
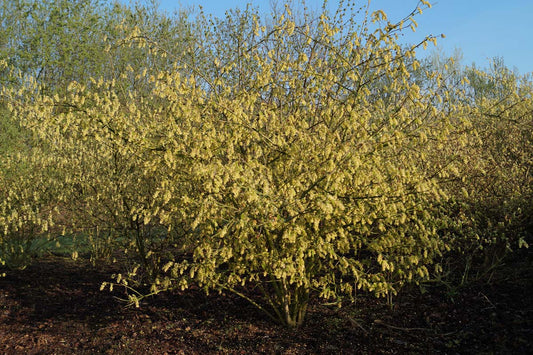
{"left": 0, "top": 247, "right": 531, "bottom": 354}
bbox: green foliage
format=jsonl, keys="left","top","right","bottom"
{"left": 0, "top": 0, "right": 194, "bottom": 94}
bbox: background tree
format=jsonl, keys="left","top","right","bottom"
{"left": 0, "top": 0, "right": 196, "bottom": 270}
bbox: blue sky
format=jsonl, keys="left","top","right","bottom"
{"left": 149, "top": 0, "right": 532, "bottom": 74}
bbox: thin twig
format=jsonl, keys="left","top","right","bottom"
{"left": 373, "top": 319, "right": 458, "bottom": 337}
{"left": 373, "top": 319, "right": 431, "bottom": 332}
{"left": 346, "top": 316, "right": 368, "bottom": 334}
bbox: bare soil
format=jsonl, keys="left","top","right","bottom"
{"left": 1, "top": 248, "right": 531, "bottom": 354}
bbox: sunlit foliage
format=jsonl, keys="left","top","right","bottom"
{"left": 1, "top": 0, "right": 531, "bottom": 327}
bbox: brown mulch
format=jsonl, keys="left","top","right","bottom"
{"left": 1, "top": 249, "right": 531, "bottom": 354}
